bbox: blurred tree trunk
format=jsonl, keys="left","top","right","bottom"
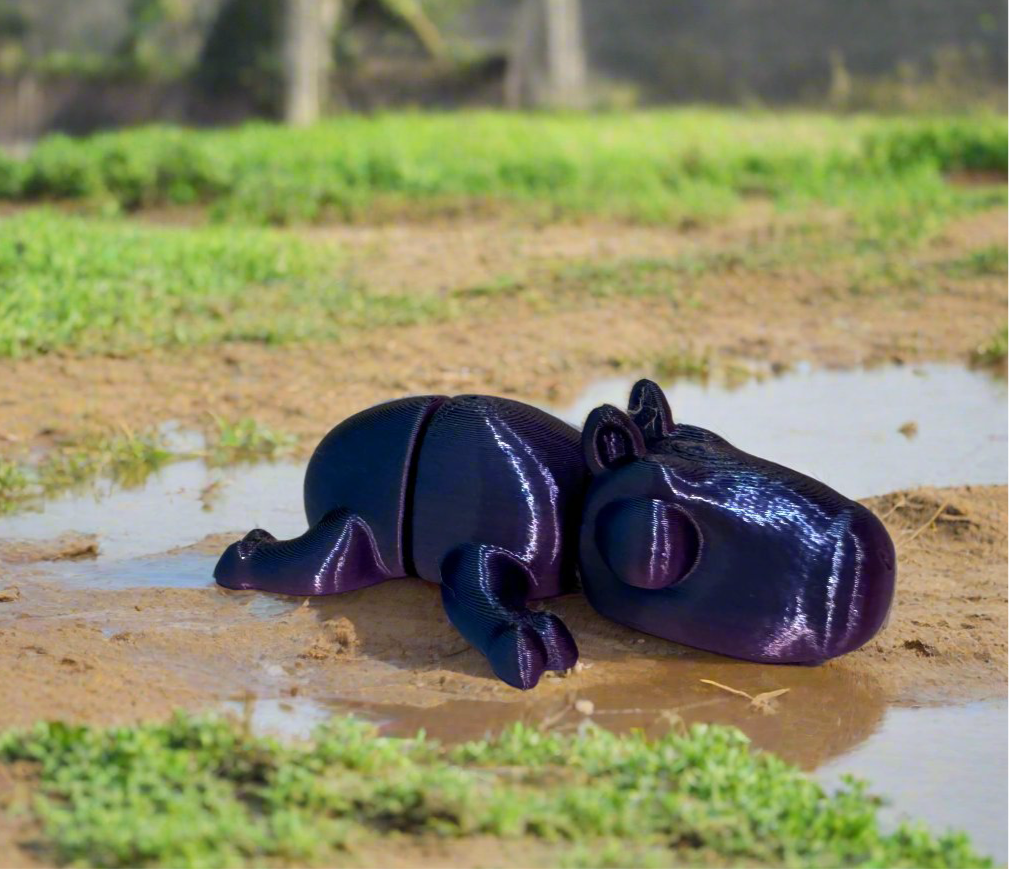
{"left": 283, "top": 0, "right": 340, "bottom": 125}
{"left": 506, "top": 0, "right": 586, "bottom": 109}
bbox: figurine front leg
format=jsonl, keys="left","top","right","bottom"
{"left": 214, "top": 507, "right": 394, "bottom": 596}
{"left": 439, "top": 543, "right": 578, "bottom": 689}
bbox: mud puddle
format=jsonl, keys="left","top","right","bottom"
{"left": 565, "top": 363, "right": 1008, "bottom": 497}
{"left": 2, "top": 362, "right": 1004, "bottom": 569}
{"left": 219, "top": 689, "right": 1009, "bottom": 862}
{"left": 818, "top": 699, "right": 1008, "bottom": 863}
{"left": 1, "top": 362, "right": 1006, "bottom": 858}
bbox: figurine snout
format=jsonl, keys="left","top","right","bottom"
{"left": 828, "top": 508, "right": 896, "bottom": 657}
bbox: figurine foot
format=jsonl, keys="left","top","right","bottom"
{"left": 440, "top": 543, "right": 578, "bottom": 690}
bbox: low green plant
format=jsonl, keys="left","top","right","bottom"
{"left": 0, "top": 420, "right": 296, "bottom": 514}
{"left": 1, "top": 111, "right": 1003, "bottom": 225}
{"left": 37, "top": 430, "right": 173, "bottom": 492}
{"left": 205, "top": 416, "right": 298, "bottom": 464}
{"left": 972, "top": 325, "right": 1008, "bottom": 367}
{"left": 652, "top": 348, "right": 712, "bottom": 381}
{"left": 946, "top": 243, "right": 1008, "bottom": 277}
{"left": 0, "top": 209, "right": 444, "bottom": 357}
{"left": 0, "top": 714, "right": 988, "bottom": 868}
{"left": 0, "top": 458, "right": 31, "bottom": 513}
{"left": 863, "top": 118, "right": 1008, "bottom": 173}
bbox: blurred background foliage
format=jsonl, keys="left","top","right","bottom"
{"left": 0, "top": 0, "right": 1004, "bottom": 145}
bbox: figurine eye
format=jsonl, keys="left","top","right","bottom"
{"left": 595, "top": 498, "right": 699, "bottom": 590}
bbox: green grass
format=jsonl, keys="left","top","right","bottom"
{"left": 0, "top": 110, "right": 1004, "bottom": 225}
{"left": 0, "top": 209, "right": 444, "bottom": 357}
{"left": 0, "top": 113, "right": 1003, "bottom": 361}
{"left": 37, "top": 430, "right": 173, "bottom": 492}
{"left": 0, "top": 421, "right": 297, "bottom": 513}
{"left": 205, "top": 416, "right": 297, "bottom": 465}
{"left": 0, "top": 458, "right": 31, "bottom": 508}
{"left": 0, "top": 714, "right": 989, "bottom": 869}
{"left": 652, "top": 347, "right": 713, "bottom": 381}
{"left": 0, "top": 430, "right": 172, "bottom": 514}
{"left": 972, "top": 325, "right": 1008, "bottom": 367}
{"left": 946, "top": 243, "right": 1008, "bottom": 277}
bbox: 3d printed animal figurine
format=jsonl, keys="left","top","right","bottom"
{"left": 215, "top": 380, "right": 896, "bottom": 689}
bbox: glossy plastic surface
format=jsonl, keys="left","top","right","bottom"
{"left": 215, "top": 380, "right": 896, "bottom": 688}
{"left": 579, "top": 383, "right": 896, "bottom": 663}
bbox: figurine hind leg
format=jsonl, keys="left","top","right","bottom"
{"left": 214, "top": 507, "right": 395, "bottom": 596}
{"left": 440, "top": 543, "right": 578, "bottom": 690}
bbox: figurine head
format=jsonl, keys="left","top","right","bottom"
{"left": 578, "top": 379, "right": 895, "bottom": 664}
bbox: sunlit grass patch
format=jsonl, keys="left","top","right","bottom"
{"left": 971, "top": 325, "right": 1008, "bottom": 367}
{"left": 0, "top": 419, "right": 297, "bottom": 514}
{"left": 204, "top": 416, "right": 298, "bottom": 465}
{"left": 0, "top": 209, "right": 448, "bottom": 358}
{"left": 0, "top": 458, "right": 31, "bottom": 512}
{"left": 0, "top": 713, "right": 989, "bottom": 868}
{"left": 37, "top": 430, "right": 173, "bottom": 492}
{"left": 0, "top": 430, "right": 172, "bottom": 514}
{"left": 1, "top": 111, "right": 1003, "bottom": 225}
{"left": 946, "top": 243, "right": 1008, "bottom": 277}
{"left": 651, "top": 347, "right": 713, "bottom": 381}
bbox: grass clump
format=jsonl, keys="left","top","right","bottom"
{"left": 0, "top": 713, "right": 989, "bottom": 868}
{"left": 0, "top": 459, "right": 31, "bottom": 510}
{"left": 971, "top": 325, "right": 1008, "bottom": 367}
{"left": 205, "top": 416, "right": 297, "bottom": 464}
{"left": 652, "top": 348, "right": 713, "bottom": 381}
{"left": 0, "top": 209, "right": 444, "bottom": 357}
{"left": 863, "top": 118, "right": 1008, "bottom": 174}
{"left": 946, "top": 243, "right": 1008, "bottom": 277}
{"left": 1, "top": 111, "right": 1004, "bottom": 225}
{"left": 0, "top": 419, "right": 296, "bottom": 513}
{"left": 0, "top": 430, "right": 172, "bottom": 514}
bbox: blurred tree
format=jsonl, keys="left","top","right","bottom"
{"left": 283, "top": 0, "right": 339, "bottom": 125}
{"left": 118, "top": 0, "right": 204, "bottom": 77}
{"left": 196, "top": 0, "right": 284, "bottom": 113}
{"left": 506, "top": 0, "right": 586, "bottom": 108}
{"left": 0, "top": 2, "right": 28, "bottom": 72}
{"left": 284, "top": 0, "right": 447, "bottom": 123}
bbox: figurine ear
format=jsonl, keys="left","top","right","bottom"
{"left": 628, "top": 379, "right": 674, "bottom": 441}
{"left": 582, "top": 404, "right": 646, "bottom": 475}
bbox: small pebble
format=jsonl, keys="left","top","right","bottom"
{"left": 574, "top": 699, "right": 595, "bottom": 716}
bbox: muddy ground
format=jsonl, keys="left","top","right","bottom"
{"left": 0, "top": 484, "right": 1004, "bottom": 747}
{"left": 0, "top": 206, "right": 1004, "bottom": 456}
{"left": 0, "top": 205, "right": 1005, "bottom": 866}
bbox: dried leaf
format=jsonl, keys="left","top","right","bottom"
{"left": 699, "top": 679, "right": 753, "bottom": 700}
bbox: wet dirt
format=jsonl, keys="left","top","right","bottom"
{"left": 0, "top": 207, "right": 1004, "bottom": 458}
{"left": 2, "top": 478, "right": 1004, "bottom": 730}
{"left": 1, "top": 362, "right": 1006, "bottom": 862}
{"left": 1, "top": 478, "right": 1006, "bottom": 858}
{"left": 0, "top": 204, "right": 1006, "bottom": 862}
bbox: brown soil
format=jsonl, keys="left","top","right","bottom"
{"left": 1, "top": 485, "right": 1003, "bottom": 762}
{"left": 0, "top": 207, "right": 1004, "bottom": 457}
{"left": 0, "top": 207, "right": 1005, "bottom": 867}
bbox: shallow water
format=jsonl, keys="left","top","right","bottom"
{"left": 818, "top": 700, "right": 1008, "bottom": 863}
{"left": 562, "top": 363, "right": 1008, "bottom": 498}
{"left": 1, "top": 362, "right": 1004, "bottom": 565}
{"left": 216, "top": 693, "right": 1008, "bottom": 863}
{"left": 1, "top": 362, "right": 1006, "bottom": 859}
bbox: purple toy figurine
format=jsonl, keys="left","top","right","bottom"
{"left": 215, "top": 380, "right": 895, "bottom": 689}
